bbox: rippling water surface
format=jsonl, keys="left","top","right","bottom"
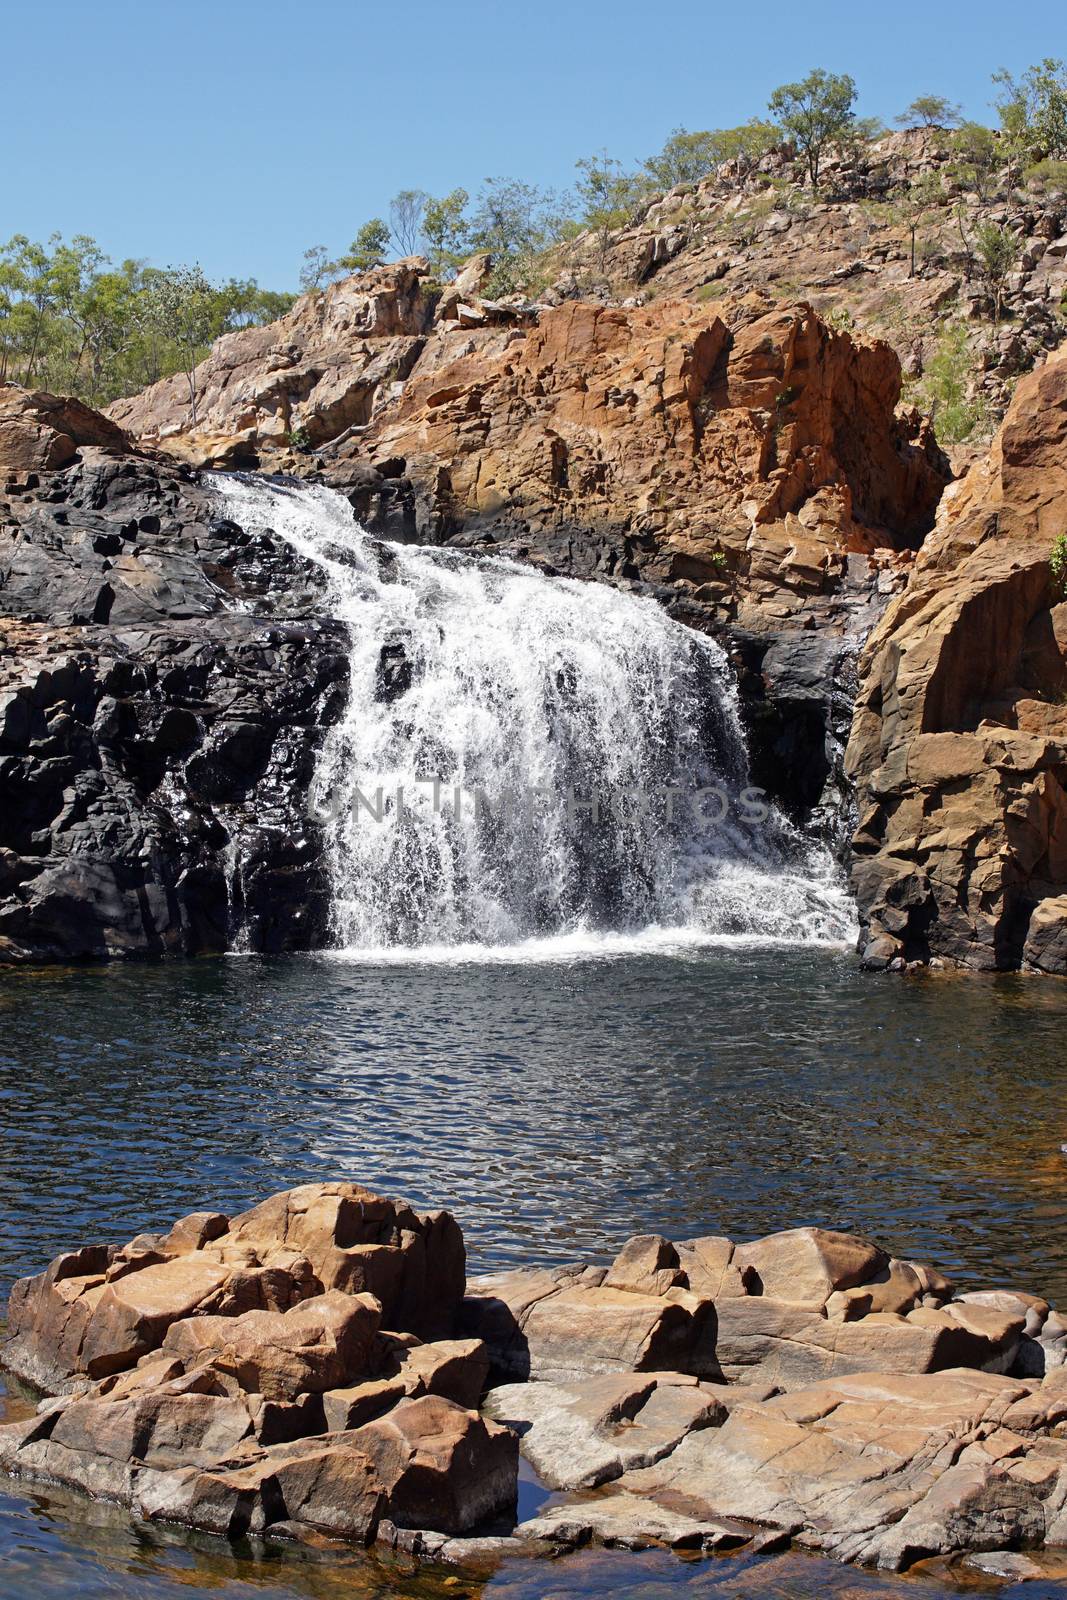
{"left": 3, "top": 946, "right": 1067, "bottom": 1597}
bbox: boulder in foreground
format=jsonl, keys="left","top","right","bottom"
{"left": 0, "top": 1184, "right": 512, "bottom": 1544}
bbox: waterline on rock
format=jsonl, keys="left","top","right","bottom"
{"left": 214, "top": 475, "right": 857, "bottom": 954}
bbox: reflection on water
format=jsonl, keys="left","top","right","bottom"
{"left": 4, "top": 1399, "right": 1067, "bottom": 1599}
{"left": 2, "top": 950, "right": 1067, "bottom": 1299}
{"left": 3, "top": 947, "right": 1067, "bottom": 1598}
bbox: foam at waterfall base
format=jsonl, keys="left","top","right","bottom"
{"left": 213, "top": 474, "right": 858, "bottom": 957}
{"left": 317, "top": 923, "right": 854, "bottom": 968}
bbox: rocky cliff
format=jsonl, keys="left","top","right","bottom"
{"left": 106, "top": 264, "right": 946, "bottom": 622}
{"left": 103, "top": 263, "right": 950, "bottom": 846}
{"left": 552, "top": 127, "right": 1067, "bottom": 450}
{"left": 5, "top": 242, "right": 1067, "bottom": 970}
{"left": 0, "top": 388, "right": 346, "bottom": 961}
{"left": 847, "top": 343, "right": 1067, "bottom": 971}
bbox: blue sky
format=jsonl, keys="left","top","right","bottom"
{"left": 6, "top": 0, "right": 1064, "bottom": 288}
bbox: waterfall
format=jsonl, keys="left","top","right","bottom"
{"left": 214, "top": 476, "right": 855, "bottom": 957}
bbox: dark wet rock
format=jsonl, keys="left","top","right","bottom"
{"left": 0, "top": 447, "right": 347, "bottom": 961}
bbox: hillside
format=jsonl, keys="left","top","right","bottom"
{"left": 549, "top": 128, "right": 1066, "bottom": 459}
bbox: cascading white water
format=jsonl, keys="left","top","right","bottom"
{"left": 215, "top": 476, "right": 856, "bottom": 957}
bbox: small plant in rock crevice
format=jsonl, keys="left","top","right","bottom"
{"left": 1050, "top": 533, "right": 1067, "bottom": 596}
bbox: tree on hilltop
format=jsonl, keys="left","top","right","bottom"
{"left": 574, "top": 151, "right": 649, "bottom": 269}
{"left": 896, "top": 95, "right": 963, "bottom": 129}
{"left": 768, "top": 69, "right": 857, "bottom": 187}
{"left": 642, "top": 121, "right": 778, "bottom": 190}
{"left": 422, "top": 189, "right": 470, "bottom": 278}
{"left": 994, "top": 58, "right": 1067, "bottom": 163}
{"left": 339, "top": 220, "right": 392, "bottom": 273}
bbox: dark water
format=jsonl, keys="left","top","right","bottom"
{"left": 3, "top": 946, "right": 1067, "bottom": 1598}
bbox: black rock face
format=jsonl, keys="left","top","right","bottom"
{"left": 0, "top": 451, "right": 349, "bottom": 962}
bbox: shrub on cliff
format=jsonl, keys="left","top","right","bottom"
{"left": 949, "top": 122, "right": 1003, "bottom": 199}
{"left": 908, "top": 324, "right": 988, "bottom": 447}
{"left": 973, "top": 221, "right": 1022, "bottom": 322}
{"left": 1050, "top": 533, "right": 1067, "bottom": 596}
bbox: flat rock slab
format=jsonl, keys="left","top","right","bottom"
{"left": 520, "top": 1488, "right": 753, "bottom": 1551}
{"left": 616, "top": 1368, "right": 1067, "bottom": 1570}
{"left": 486, "top": 1372, "right": 723, "bottom": 1489}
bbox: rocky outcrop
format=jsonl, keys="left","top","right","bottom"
{"left": 104, "top": 266, "right": 948, "bottom": 641}
{"left": 462, "top": 1225, "right": 1060, "bottom": 1389}
{"left": 517, "top": 1366, "right": 1067, "bottom": 1571}
{"left": 99, "top": 269, "right": 951, "bottom": 846}
{"left": 476, "top": 1224, "right": 1067, "bottom": 1572}
{"left": 0, "top": 431, "right": 350, "bottom": 961}
{"left": 0, "top": 383, "right": 130, "bottom": 474}
{"left": 8, "top": 1189, "right": 1067, "bottom": 1575}
{"left": 550, "top": 126, "right": 1067, "bottom": 438}
{"left": 0, "top": 1184, "right": 514, "bottom": 1544}
{"left": 846, "top": 343, "right": 1067, "bottom": 970}
{"left": 4, "top": 1182, "right": 467, "bottom": 1393}
{"left": 349, "top": 295, "right": 946, "bottom": 613}
{"left": 106, "top": 261, "right": 437, "bottom": 459}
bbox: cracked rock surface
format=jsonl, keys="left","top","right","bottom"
{"left": 7, "top": 1195, "right": 1067, "bottom": 1573}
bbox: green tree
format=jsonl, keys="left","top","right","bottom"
{"left": 713, "top": 120, "right": 779, "bottom": 184}
{"left": 949, "top": 121, "right": 1001, "bottom": 198}
{"left": 217, "top": 278, "right": 294, "bottom": 329}
{"left": 1, "top": 234, "right": 60, "bottom": 386}
{"left": 768, "top": 69, "right": 858, "bottom": 188}
{"left": 575, "top": 151, "right": 649, "bottom": 269}
{"left": 895, "top": 94, "right": 963, "bottom": 128}
{"left": 466, "top": 178, "right": 564, "bottom": 292}
{"left": 993, "top": 58, "right": 1067, "bottom": 163}
{"left": 915, "top": 324, "right": 985, "bottom": 446}
{"left": 135, "top": 264, "right": 217, "bottom": 424}
{"left": 422, "top": 189, "right": 470, "bottom": 278}
{"left": 337, "top": 220, "right": 392, "bottom": 274}
{"left": 643, "top": 127, "right": 722, "bottom": 189}
{"left": 299, "top": 245, "right": 333, "bottom": 292}
{"left": 894, "top": 171, "right": 944, "bottom": 276}
{"left": 641, "top": 124, "right": 780, "bottom": 190}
